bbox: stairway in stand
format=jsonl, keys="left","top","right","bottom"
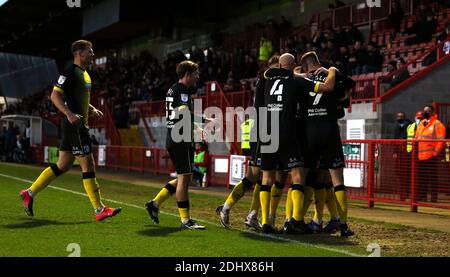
{"left": 117, "top": 125, "right": 144, "bottom": 146}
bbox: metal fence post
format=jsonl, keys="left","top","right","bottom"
{"left": 128, "top": 147, "right": 132, "bottom": 171}
{"left": 410, "top": 140, "right": 418, "bottom": 212}
{"left": 141, "top": 148, "right": 145, "bottom": 173}
{"left": 155, "top": 148, "right": 160, "bottom": 175}
{"left": 367, "top": 141, "right": 375, "bottom": 208}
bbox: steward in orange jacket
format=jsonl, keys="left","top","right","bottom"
{"left": 415, "top": 112, "right": 446, "bottom": 160}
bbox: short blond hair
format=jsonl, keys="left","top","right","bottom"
{"left": 176, "top": 60, "right": 199, "bottom": 79}
{"left": 71, "top": 40, "right": 93, "bottom": 54}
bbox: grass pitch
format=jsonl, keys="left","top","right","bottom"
{"left": 1, "top": 162, "right": 448, "bottom": 257}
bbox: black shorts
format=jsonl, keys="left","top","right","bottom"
{"left": 260, "top": 138, "right": 303, "bottom": 171}
{"left": 167, "top": 141, "right": 194, "bottom": 175}
{"left": 248, "top": 142, "right": 261, "bottom": 167}
{"left": 301, "top": 121, "right": 345, "bottom": 169}
{"left": 59, "top": 119, "right": 92, "bottom": 156}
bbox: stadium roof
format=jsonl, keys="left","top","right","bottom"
{"left": 0, "top": 0, "right": 262, "bottom": 62}
{"left": 0, "top": 0, "right": 100, "bottom": 60}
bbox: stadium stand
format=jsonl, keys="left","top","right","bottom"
{"left": 0, "top": 0, "right": 449, "bottom": 216}
{"left": 1, "top": 3, "right": 448, "bottom": 171}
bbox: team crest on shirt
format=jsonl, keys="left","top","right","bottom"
{"left": 57, "top": 76, "right": 66, "bottom": 85}
{"left": 83, "top": 145, "right": 91, "bottom": 154}
{"left": 181, "top": 93, "right": 189, "bottom": 103}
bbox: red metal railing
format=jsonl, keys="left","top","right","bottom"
{"left": 311, "top": 0, "right": 413, "bottom": 30}
{"left": 131, "top": 80, "right": 257, "bottom": 153}
{"left": 343, "top": 139, "right": 450, "bottom": 212}
{"left": 351, "top": 37, "right": 450, "bottom": 107}
{"left": 129, "top": 106, "right": 157, "bottom": 145}
{"left": 89, "top": 96, "right": 121, "bottom": 145}
{"left": 204, "top": 81, "right": 240, "bottom": 154}
{"left": 29, "top": 139, "right": 450, "bottom": 212}
{"left": 130, "top": 100, "right": 165, "bottom": 117}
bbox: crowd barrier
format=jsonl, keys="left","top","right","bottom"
{"left": 29, "top": 139, "right": 450, "bottom": 212}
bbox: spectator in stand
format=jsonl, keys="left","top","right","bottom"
{"left": 334, "top": 26, "right": 348, "bottom": 47}
{"left": 408, "top": 3, "right": 437, "bottom": 44}
{"left": 392, "top": 58, "right": 410, "bottom": 84}
{"left": 24, "top": 121, "right": 31, "bottom": 147}
{"left": 328, "top": 0, "right": 345, "bottom": 9}
{"left": 224, "top": 71, "right": 239, "bottom": 92}
{"left": 258, "top": 34, "right": 273, "bottom": 65}
{"left": 366, "top": 41, "right": 383, "bottom": 73}
{"left": 443, "top": 37, "right": 450, "bottom": 54}
{"left": 335, "top": 45, "right": 351, "bottom": 75}
{"left": 327, "top": 39, "right": 340, "bottom": 66}
{"left": 394, "top": 112, "right": 412, "bottom": 139}
{"left": 265, "top": 17, "right": 279, "bottom": 46}
{"left": 438, "top": 0, "right": 450, "bottom": 8}
{"left": 243, "top": 55, "right": 259, "bottom": 79}
{"left": 5, "top": 121, "right": 18, "bottom": 162}
{"left": 311, "top": 30, "right": 327, "bottom": 49}
{"left": 381, "top": 58, "right": 410, "bottom": 91}
{"left": 278, "top": 16, "right": 292, "bottom": 37}
{"left": 193, "top": 142, "right": 210, "bottom": 187}
{"left": 346, "top": 24, "right": 363, "bottom": 44}
{"left": 415, "top": 104, "right": 446, "bottom": 203}
{"left": 13, "top": 134, "right": 26, "bottom": 163}
{"left": 317, "top": 40, "right": 329, "bottom": 64}
{"left": 388, "top": 0, "right": 405, "bottom": 36}
{"left": 349, "top": 40, "right": 368, "bottom": 75}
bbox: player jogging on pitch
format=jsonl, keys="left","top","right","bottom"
{"left": 19, "top": 40, "right": 122, "bottom": 221}
{"left": 145, "top": 60, "right": 206, "bottom": 230}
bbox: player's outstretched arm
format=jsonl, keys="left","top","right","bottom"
{"left": 316, "top": 67, "right": 337, "bottom": 93}
{"left": 50, "top": 89, "right": 81, "bottom": 125}
{"left": 89, "top": 104, "right": 104, "bottom": 118}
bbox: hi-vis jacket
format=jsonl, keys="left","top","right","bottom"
{"left": 415, "top": 114, "right": 446, "bottom": 160}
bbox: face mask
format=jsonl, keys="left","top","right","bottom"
{"left": 423, "top": 112, "right": 430, "bottom": 119}
{"left": 416, "top": 119, "right": 421, "bottom": 125}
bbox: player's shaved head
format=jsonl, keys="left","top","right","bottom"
{"left": 279, "top": 53, "right": 296, "bottom": 70}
